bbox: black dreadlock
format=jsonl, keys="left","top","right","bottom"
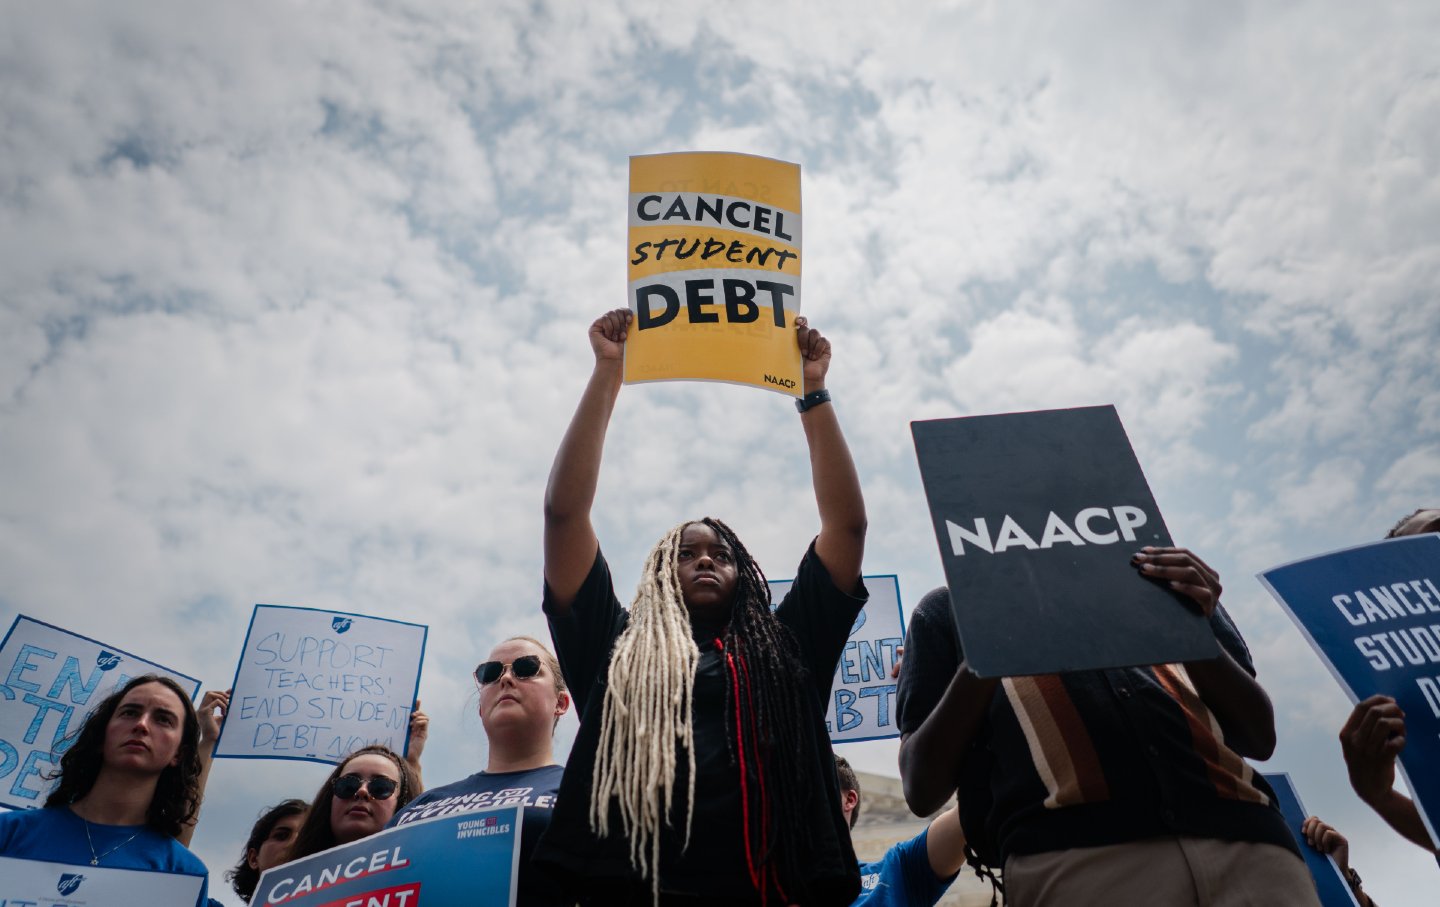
{"left": 704, "top": 517, "right": 817, "bottom": 903}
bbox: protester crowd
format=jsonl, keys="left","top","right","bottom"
{"left": 0, "top": 310, "right": 1434, "bottom": 907}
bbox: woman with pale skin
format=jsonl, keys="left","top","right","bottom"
{"left": 284, "top": 744, "right": 418, "bottom": 863}
{"left": 388, "top": 635, "right": 571, "bottom": 907}
{"left": 0, "top": 674, "right": 210, "bottom": 906}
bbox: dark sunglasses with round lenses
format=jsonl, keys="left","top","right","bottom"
{"left": 332, "top": 773, "right": 400, "bottom": 801}
{"left": 474, "top": 654, "right": 543, "bottom": 685}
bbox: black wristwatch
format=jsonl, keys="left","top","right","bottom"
{"left": 795, "top": 388, "right": 832, "bottom": 413}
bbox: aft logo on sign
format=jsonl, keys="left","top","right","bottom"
{"left": 331, "top": 617, "right": 353, "bottom": 634}
{"left": 96, "top": 651, "right": 121, "bottom": 671}
{"left": 57, "top": 873, "right": 86, "bottom": 896}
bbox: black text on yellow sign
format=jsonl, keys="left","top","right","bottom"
{"left": 625, "top": 153, "right": 803, "bottom": 396}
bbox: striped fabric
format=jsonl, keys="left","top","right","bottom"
{"left": 1002, "top": 676, "right": 1110, "bottom": 809}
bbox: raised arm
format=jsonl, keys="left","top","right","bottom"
{"left": 898, "top": 664, "right": 999, "bottom": 816}
{"left": 1133, "top": 547, "right": 1276, "bottom": 759}
{"left": 178, "top": 689, "right": 228, "bottom": 847}
{"left": 795, "top": 317, "right": 866, "bottom": 594}
{"left": 543, "top": 309, "right": 629, "bottom": 609}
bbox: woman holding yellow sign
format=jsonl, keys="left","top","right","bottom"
{"left": 537, "top": 308, "right": 867, "bottom": 906}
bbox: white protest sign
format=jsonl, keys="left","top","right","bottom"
{"left": 0, "top": 616, "right": 201, "bottom": 811}
{"left": 769, "top": 574, "right": 905, "bottom": 744}
{"left": 215, "top": 605, "right": 427, "bottom": 765}
{"left": 0, "top": 855, "right": 204, "bottom": 906}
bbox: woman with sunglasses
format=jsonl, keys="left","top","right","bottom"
{"left": 388, "top": 636, "right": 571, "bottom": 907}
{"left": 537, "top": 310, "right": 867, "bottom": 905}
{"left": 285, "top": 744, "right": 417, "bottom": 862}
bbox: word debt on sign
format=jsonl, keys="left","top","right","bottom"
{"left": 769, "top": 574, "right": 906, "bottom": 744}
{"left": 215, "top": 605, "right": 427, "bottom": 765}
{"left": 625, "top": 151, "right": 804, "bottom": 397}
{"left": 0, "top": 616, "right": 201, "bottom": 810}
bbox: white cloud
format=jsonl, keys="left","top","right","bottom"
{"left": 3, "top": 1, "right": 1438, "bottom": 902}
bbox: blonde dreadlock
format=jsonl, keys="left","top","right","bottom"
{"left": 591, "top": 522, "right": 700, "bottom": 898}
{"left": 592, "top": 518, "right": 819, "bottom": 904}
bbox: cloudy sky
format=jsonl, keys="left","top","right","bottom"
{"left": 2, "top": 1, "right": 1438, "bottom": 902}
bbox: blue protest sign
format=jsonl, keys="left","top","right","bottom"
{"left": 769, "top": 574, "right": 905, "bottom": 744}
{"left": 216, "top": 604, "right": 428, "bottom": 765}
{"left": 1259, "top": 534, "right": 1440, "bottom": 847}
{"left": 1261, "top": 773, "right": 1360, "bottom": 906}
{"left": 0, "top": 616, "right": 202, "bottom": 810}
{"left": 254, "top": 806, "right": 521, "bottom": 907}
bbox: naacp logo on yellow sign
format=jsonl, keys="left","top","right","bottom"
{"left": 625, "top": 152, "right": 802, "bottom": 397}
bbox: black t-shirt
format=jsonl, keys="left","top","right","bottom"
{"left": 535, "top": 541, "right": 866, "bottom": 906}
{"left": 896, "top": 588, "right": 1299, "bottom": 863}
{"left": 389, "top": 765, "right": 567, "bottom": 907}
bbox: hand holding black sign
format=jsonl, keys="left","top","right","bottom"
{"left": 911, "top": 406, "right": 1221, "bottom": 677}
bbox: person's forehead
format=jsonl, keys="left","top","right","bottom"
{"left": 487, "top": 639, "right": 543, "bottom": 663}
{"left": 342, "top": 753, "right": 399, "bottom": 778}
{"left": 118, "top": 682, "right": 184, "bottom": 714}
{"left": 680, "top": 523, "right": 726, "bottom": 546}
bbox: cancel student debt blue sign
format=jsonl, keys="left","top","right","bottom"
{"left": 0, "top": 616, "right": 201, "bottom": 811}
{"left": 216, "top": 605, "right": 427, "bottom": 765}
{"left": 912, "top": 406, "right": 1218, "bottom": 677}
{"left": 769, "top": 574, "right": 905, "bottom": 744}
{"left": 1260, "top": 534, "right": 1440, "bottom": 847}
{"left": 255, "top": 806, "right": 521, "bottom": 907}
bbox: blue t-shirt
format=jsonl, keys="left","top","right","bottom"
{"left": 853, "top": 827, "right": 954, "bottom": 907}
{"left": 0, "top": 806, "right": 209, "bottom": 906}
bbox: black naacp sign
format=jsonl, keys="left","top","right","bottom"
{"left": 911, "top": 406, "right": 1219, "bottom": 677}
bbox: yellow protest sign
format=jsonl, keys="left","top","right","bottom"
{"left": 625, "top": 152, "right": 802, "bottom": 397}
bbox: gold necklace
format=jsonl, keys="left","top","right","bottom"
{"left": 81, "top": 817, "right": 139, "bottom": 866}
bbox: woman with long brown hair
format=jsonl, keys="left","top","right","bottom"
{"left": 0, "top": 673, "right": 210, "bottom": 905}
{"left": 285, "top": 743, "right": 418, "bottom": 862}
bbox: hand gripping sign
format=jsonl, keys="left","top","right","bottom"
{"left": 1260, "top": 534, "right": 1440, "bottom": 851}
{"left": 1261, "top": 773, "right": 1362, "bottom": 907}
{"left": 215, "top": 605, "right": 427, "bottom": 765}
{"left": 625, "top": 151, "right": 803, "bottom": 396}
{"left": 912, "top": 406, "right": 1219, "bottom": 677}
{"left": 0, "top": 615, "right": 201, "bottom": 810}
{"left": 769, "top": 575, "right": 906, "bottom": 744}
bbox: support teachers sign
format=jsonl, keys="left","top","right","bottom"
{"left": 625, "top": 151, "right": 803, "bottom": 396}
{"left": 215, "top": 605, "right": 427, "bottom": 765}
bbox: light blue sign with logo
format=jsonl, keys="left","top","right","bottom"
{"left": 0, "top": 855, "right": 203, "bottom": 906}
{"left": 769, "top": 573, "right": 906, "bottom": 744}
{"left": 0, "top": 615, "right": 202, "bottom": 811}
{"left": 1260, "top": 534, "right": 1440, "bottom": 849}
{"left": 255, "top": 805, "right": 520, "bottom": 907}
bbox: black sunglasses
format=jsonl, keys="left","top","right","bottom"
{"left": 332, "top": 773, "right": 399, "bottom": 801}
{"left": 474, "top": 655, "right": 543, "bottom": 685}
